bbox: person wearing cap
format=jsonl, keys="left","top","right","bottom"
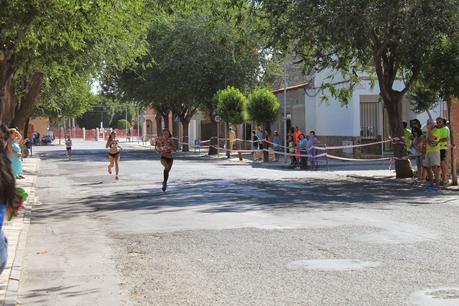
{"left": 436, "top": 117, "right": 450, "bottom": 185}
{"left": 423, "top": 119, "right": 441, "bottom": 191}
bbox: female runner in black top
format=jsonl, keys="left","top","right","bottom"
{"left": 157, "top": 129, "right": 175, "bottom": 191}
{"left": 106, "top": 131, "right": 122, "bottom": 180}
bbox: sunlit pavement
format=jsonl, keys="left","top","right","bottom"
{"left": 16, "top": 141, "right": 459, "bottom": 306}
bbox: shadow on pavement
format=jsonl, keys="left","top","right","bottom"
{"left": 30, "top": 176, "right": 453, "bottom": 222}
{"left": 37, "top": 149, "right": 224, "bottom": 163}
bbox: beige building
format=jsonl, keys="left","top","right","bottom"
{"left": 28, "top": 117, "right": 49, "bottom": 138}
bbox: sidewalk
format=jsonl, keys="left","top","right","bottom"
{"left": 0, "top": 158, "right": 40, "bottom": 306}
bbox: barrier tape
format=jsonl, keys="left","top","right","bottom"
{"left": 153, "top": 135, "right": 414, "bottom": 163}
{"left": 156, "top": 136, "right": 406, "bottom": 151}
{"left": 207, "top": 145, "right": 327, "bottom": 158}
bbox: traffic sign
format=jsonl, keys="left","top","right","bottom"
{"left": 215, "top": 115, "right": 221, "bottom": 123}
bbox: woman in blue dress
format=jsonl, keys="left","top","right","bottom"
{"left": 7, "top": 129, "right": 24, "bottom": 179}
{"left": 0, "top": 125, "right": 20, "bottom": 274}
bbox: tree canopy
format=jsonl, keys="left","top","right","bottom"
{"left": 259, "top": 0, "right": 459, "bottom": 177}
{"left": 216, "top": 86, "right": 247, "bottom": 125}
{"left": 247, "top": 87, "right": 280, "bottom": 126}
{"left": 0, "top": 0, "right": 151, "bottom": 129}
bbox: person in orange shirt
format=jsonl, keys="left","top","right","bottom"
{"left": 294, "top": 127, "right": 302, "bottom": 162}
{"left": 294, "top": 126, "right": 302, "bottom": 143}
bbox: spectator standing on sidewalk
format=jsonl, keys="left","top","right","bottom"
{"left": 299, "top": 133, "right": 308, "bottom": 169}
{"left": 252, "top": 130, "right": 259, "bottom": 161}
{"left": 288, "top": 135, "right": 297, "bottom": 167}
{"left": 256, "top": 127, "right": 264, "bottom": 152}
{"left": 229, "top": 127, "right": 236, "bottom": 151}
{"left": 273, "top": 131, "right": 281, "bottom": 161}
{"left": 294, "top": 126, "right": 302, "bottom": 143}
{"left": 307, "top": 131, "right": 320, "bottom": 169}
{"left": 436, "top": 117, "right": 450, "bottom": 185}
{"left": 403, "top": 121, "right": 413, "bottom": 152}
{"left": 7, "top": 129, "right": 24, "bottom": 179}
{"left": 0, "top": 125, "right": 21, "bottom": 275}
{"left": 412, "top": 126, "right": 426, "bottom": 183}
{"left": 424, "top": 119, "right": 441, "bottom": 192}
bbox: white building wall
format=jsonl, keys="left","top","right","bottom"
{"left": 309, "top": 69, "right": 444, "bottom": 137}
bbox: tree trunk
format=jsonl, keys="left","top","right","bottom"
{"left": 155, "top": 112, "right": 162, "bottom": 137}
{"left": 162, "top": 113, "right": 169, "bottom": 132}
{"left": 383, "top": 92, "right": 413, "bottom": 178}
{"left": 23, "top": 117, "right": 30, "bottom": 138}
{"left": 0, "top": 51, "right": 17, "bottom": 125}
{"left": 226, "top": 122, "right": 231, "bottom": 158}
{"left": 447, "top": 98, "right": 457, "bottom": 185}
{"left": 263, "top": 122, "right": 270, "bottom": 162}
{"left": 12, "top": 72, "right": 44, "bottom": 131}
{"left": 208, "top": 121, "right": 218, "bottom": 155}
{"left": 180, "top": 117, "right": 190, "bottom": 152}
{"left": 0, "top": 61, "right": 16, "bottom": 125}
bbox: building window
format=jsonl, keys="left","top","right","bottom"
{"left": 360, "top": 102, "right": 380, "bottom": 139}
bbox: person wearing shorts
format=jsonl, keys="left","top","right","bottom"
{"left": 65, "top": 136, "right": 72, "bottom": 160}
{"left": 158, "top": 129, "right": 175, "bottom": 192}
{"left": 423, "top": 119, "right": 441, "bottom": 191}
{"left": 106, "top": 131, "right": 121, "bottom": 180}
{"left": 436, "top": 117, "right": 450, "bottom": 185}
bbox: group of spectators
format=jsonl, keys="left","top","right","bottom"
{"left": 0, "top": 125, "right": 24, "bottom": 275}
{"left": 404, "top": 117, "right": 451, "bottom": 192}
{"left": 285, "top": 127, "right": 321, "bottom": 169}
{"left": 249, "top": 126, "right": 321, "bottom": 168}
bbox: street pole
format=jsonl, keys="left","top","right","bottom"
{"left": 217, "top": 122, "right": 220, "bottom": 156}
{"left": 125, "top": 105, "right": 128, "bottom": 142}
{"left": 283, "top": 57, "right": 288, "bottom": 163}
{"left": 137, "top": 107, "right": 140, "bottom": 143}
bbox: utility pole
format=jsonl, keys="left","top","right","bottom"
{"left": 125, "top": 104, "right": 128, "bottom": 142}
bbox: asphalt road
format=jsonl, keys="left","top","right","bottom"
{"left": 17, "top": 141, "right": 459, "bottom": 306}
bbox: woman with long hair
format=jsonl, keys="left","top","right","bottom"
{"left": 0, "top": 125, "right": 20, "bottom": 274}
{"left": 105, "top": 131, "right": 122, "bottom": 180}
{"left": 7, "top": 128, "right": 24, "bottom": 179}
{"left": 157, "top": 129, "right": 175, "bottom": 192}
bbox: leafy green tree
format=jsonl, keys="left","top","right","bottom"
{"left": 216, "top": 86, "right": 247, "bottom": 156}
{"left": 410, "top": 33, "right": 459, "bottom": 184}
{"left": 259, "top": 0, "right": 458, "bottom": 177}
{"left": 216, "top": 86, "right": 247, "bottom": 127}
{"left": 117, "top": 119, "right": 132, "bottom": 130}
{"left": 247, "top": 87, "right": 280, "bottom": 128}
{"left": 0, "top": 0, "right": 150, "bottom": 131}
{"left": 33, "top": 76, "right": 96, "bottom": 120}
{"left": 105, "top": 3, "right": 265, "bottom": 151}
{"left": 247, "top": 87, "right": 280, "bottom": 162}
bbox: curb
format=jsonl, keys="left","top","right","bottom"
{"left": 0, "top": 158, "right": 40, "bottom": 306}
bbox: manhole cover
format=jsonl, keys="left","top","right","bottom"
{"left": 409, "top": 287, "right": 459, "bottom": 305}
{"left": 286, "top": 259, "right": 380, "bottom": 271}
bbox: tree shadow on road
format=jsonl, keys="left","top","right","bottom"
{"left": 37, "top": 148, "right": 226, "bottom": 164}
{"left": 30, "top": 175, "right": 455, "bottom": 223}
